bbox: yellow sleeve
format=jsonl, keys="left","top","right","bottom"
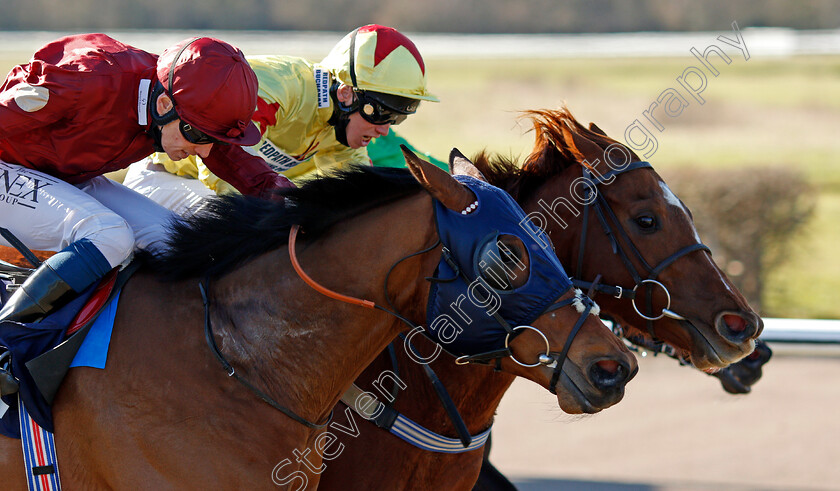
{"left": 309, "top": 145, "right": 370, "bottom": 177}
{"left": 151, "top": 152, "right": 201, "bottom": 179}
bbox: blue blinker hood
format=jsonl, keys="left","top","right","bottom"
{"left": 425, "top": 176, "right": 573, "bottom": 357}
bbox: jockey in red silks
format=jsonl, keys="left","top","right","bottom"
{"left": 0, "top": 34, "right": 293, "bottom": 395}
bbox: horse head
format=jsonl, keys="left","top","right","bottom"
{"left": 413, "top": 147, "right": 636, "bottom": 414}
{"left": 474, "top": 107, "right": 762, "bottom": 371}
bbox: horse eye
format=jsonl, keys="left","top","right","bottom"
{"left": 499, "top": 245, "right": 521, "bottom": 265}
{"left": 480, "top": 235, "right": 529, "bottom": 291}
{"left": 635, "top": 215, "right": 657, "bottom": 230}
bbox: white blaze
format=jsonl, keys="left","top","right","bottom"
{"left": 659, "top": 181, "right": 702, "bottom": 244}
{"left": 659, "top": 181, "right": 734, "bottom": 293}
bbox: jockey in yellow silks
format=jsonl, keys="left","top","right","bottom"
{"left": 123, "top": 24, "right": 444, "bottom": 216}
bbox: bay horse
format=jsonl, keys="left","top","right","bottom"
{"left": 316, "top": 108, "right": 763, "bottom": 491}
{"left": 0, "top": 149, "right": 636, "bottom": 489}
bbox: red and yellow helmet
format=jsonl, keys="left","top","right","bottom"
{"left": 321, "top": 25, "right": 438, "bottom": 103}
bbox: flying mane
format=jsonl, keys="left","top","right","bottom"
{"left": 471, "top": 107, "right": 630, "bottom": 200}
{"left": 147, "top": 166, "right": 422, "bottom": 280}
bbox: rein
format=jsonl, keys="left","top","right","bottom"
{"left": 0, "top": 226, "right": 42, "bottom": 268}
{"left": 571, "top": 161, "right": 712, "bottom": 343}
{"left": 288, "top": 225, "right": 376, "bottom": 310}
{"left": 286, "top": 223, "right": 530, "bottom": 362}
{"left": 288, "top": 224, "right": 440, "bottom": 327}
{"left": 199, "top": 276, "right": 333, "bottom": 429}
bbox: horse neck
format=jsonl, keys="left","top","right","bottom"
{"left": 517, "top": 170, "right": 585, "bottom": 270}
{"left": 210, "top": 193, "right": 438, "bottom": 425}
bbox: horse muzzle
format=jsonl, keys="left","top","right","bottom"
{"left": 550, "top": 356, "right": 638, "bottom": 414}
{"left": 679, "top": 311, "right": 763, "bottom": 369}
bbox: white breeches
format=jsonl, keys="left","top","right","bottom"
{"left": 0, "top": 161, "right": 176, "bottom": 268}
{"left": 123, "top": 158, "right": 215, "bottom": 218}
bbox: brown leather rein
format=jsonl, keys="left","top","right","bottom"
{"left": 288, "top": 224, "right": 376, "bottom": 309}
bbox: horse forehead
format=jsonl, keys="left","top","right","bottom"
{"left": 658, "top": 181, "right": 687, "bottom": 212}
{"left": 658, "top": 181, "right": 703, "bottom": 242}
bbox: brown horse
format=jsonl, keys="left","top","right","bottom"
{"left": 316, "top": 108, "right": 763, "bottom": 491}
{"left": 0, "top": 149, "right": 635, "bottom": 489}
{"left": 515, "top": 108, "right": 762, "bottom": 368}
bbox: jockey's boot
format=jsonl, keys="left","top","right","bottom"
{"left": 0, "top": 262, "right": 76, "bottom": 396}
{"left": 0, "top": 262, "right": 76, "bottom": 324}
{"left": 0, "top": 239, "right": 112, "bottom": 396}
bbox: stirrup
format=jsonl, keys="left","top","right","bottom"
{"left": 0, "top": 350, "right": 19, "bottom": 396}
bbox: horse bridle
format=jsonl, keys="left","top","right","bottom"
{"left": 569, "top": 161, "right": 712, "bottom": 344}
{"left": 443, "top": 248, "right": 596, "bottom": 396}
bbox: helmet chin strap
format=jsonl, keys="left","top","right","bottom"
{"left": 148, "top": 81, "right": 179, "bottom": 152}
{"left": 327, "top": 81, "right": 358, "bottom": 147}
{"left": 328, "top": 29, "right": 364, "bottom": 147}
{"left": 149, "top": 126, "right": 165, "bottom": 153}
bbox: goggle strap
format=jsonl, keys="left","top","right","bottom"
{"left": 167, "top": 37, "right": 201, "bottom": 104}
{"left": 180, "top": 121, "right": 216, "bottom": 145}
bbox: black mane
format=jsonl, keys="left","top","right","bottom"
{"left": 146, "top": 166, "right": 422, "bottom": 280}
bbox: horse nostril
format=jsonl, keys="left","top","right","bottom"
{"left": 589, "top": 360, "right": 628, "bottom": 390}
{"left": 748, "top": 339, "right": 773, "bottom": 364}
{"left": 723, "top": 314, "right": 747, "bottom": 333}
{"left": 596, "top": 359, "right": 619, "bottom": 374}
{"left": 716, "top": 311, "right": 757, "bottom": 343}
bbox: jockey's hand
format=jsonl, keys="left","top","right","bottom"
{"left": 259, "top": 173, "right": 295, "bottom": 202}
{"left": 712, "top": 339, "right": 773, "bottom": 394}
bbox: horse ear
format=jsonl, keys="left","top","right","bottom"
{"left": 402, "top": 145, "right": 476, "bottom": 213}
{"left": 587, "top": 121, "right": 642, "bottom": 163}
{"left": 588, "top": 122, "right": 608, "bottom": 136}
{"left": 448, "top": 148, "right": 487, "bottom": 181}
{"left": 560, "top": 124, "right": 608, "bottom": 170}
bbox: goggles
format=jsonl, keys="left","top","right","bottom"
{"left": 178, "top": 120, "right": 222, "bottom": 145}
{"left": 355, "top": 90, "right": 418, "bottom": 126}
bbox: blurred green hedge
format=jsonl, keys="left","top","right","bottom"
{"left": 664, "top": 167, "right": 816, "bottom": 314}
